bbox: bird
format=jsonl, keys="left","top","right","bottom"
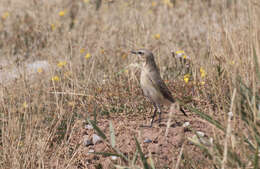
{"left": 131, "top": 49, "right": 187, "bottom": 127}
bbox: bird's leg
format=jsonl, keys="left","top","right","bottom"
{"left": 157, "top": 105, "right": 162, "bottom": 123}
{"left": 150, "top": 103, "right": 157, "bottom": 127}
{"left": 180, "top": 107, "right": 188, "bottom": 116}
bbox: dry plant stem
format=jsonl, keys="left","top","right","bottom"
{"left": 64, "top": 147, "right": 81, "bottom": 169}
{"left": 253, "top": 73, "right": 256, "bottom": 124}
{"left": 52, "top": 75, "right": 60, "bottom": 111}
{"left": 174, "top": 141, "right": 185, "bottom": 169}
{"left": 86, "top": 59, "right": 96, "bottom": 90}
{"left": 48, "top": 91, "right": 88, "bottom": 96}
{"left": 221, "top": 88, "right": 236, "bottom": 169}
{"left": 165, "top": 103, "right": 177, "bottom": 137}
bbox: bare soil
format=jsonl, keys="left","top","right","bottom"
{"left": 72, "top": 110, "right": 213, "bottom": 169}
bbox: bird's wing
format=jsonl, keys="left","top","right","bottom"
{"left": 148, "top": 70, "right": 175, "bottom": 103}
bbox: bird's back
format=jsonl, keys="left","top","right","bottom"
{"left": 141, "top": 61, "right": 175, "bottom": 105}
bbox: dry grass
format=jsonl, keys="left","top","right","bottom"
{"left": 0, "top": 0, "right": 260, "bottom": 168}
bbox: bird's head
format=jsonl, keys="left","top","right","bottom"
{"left": 131, "top": 49, "right": 154, "bottom": 63}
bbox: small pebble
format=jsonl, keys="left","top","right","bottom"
{"left": 83, "top": 135, "right": 93, "bottom": 146}
{"left": 228, "top": 112, "right": 233, "bottom": 117}
{"left": 183, "top": 121, "right": 190, "bottom": 127}
{"left": 111, "top": 156, "right": 118, "bottom": 160}
{"left": 209, "top": 137, "right": 213, "bottom": 145}
{"left": 88, "top": 149, "right": 95, "bottom": 153}
{"left": 85, "top": 124, "right": 93, "bottom": 130}
{"left": 93, "top": 134, "right": 102, "bottom": 144}
{"left": 144, "top": 138, "right": 152, "bottom": 143}
{"left": 196, "top": 131, "right": 205, "bottom": 137}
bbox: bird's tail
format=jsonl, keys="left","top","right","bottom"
{"left": 180, "top": 107, "right": 188, "bottom": 116}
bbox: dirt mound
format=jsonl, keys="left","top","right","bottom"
{"left": 74, "top": 111, "right": 213, "bottom": 168}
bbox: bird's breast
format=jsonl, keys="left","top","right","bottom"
{"left": 140, "top": 69, "right": 163, "bottom": 102}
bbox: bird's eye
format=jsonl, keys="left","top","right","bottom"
{"left": 138, "top": 51, "right": 144, "bottom": 55}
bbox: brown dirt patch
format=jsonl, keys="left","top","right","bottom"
{"left": 72, "top": 110, "right": 214, "bottom": 168}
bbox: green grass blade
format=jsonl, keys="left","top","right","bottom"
{"left": 91, "top": 151, "right": 121, "bottom": 157}
{"left": 253, "top": 46, "right": 260, "bottom": 82}
{"left": 253, "top": 127, "right": 260, "bottom": 148}
{"left": 109, "top": 121, "right": 116, "bottom": 148}
{"left": 215, "top": 141, "right": 245, "bottom": 168}
{"left": 87, "top": 118, "right": 106, "bottom": 140}
{"left": 113, "top": 147, "right": 129, "bottom": 162}
{"left": 244, "top": 137, "right": 256, "bottom": 151}
{"left": 227, "top": 149, "right": 244, "bottom": 168}
{"left": 254, "top": 141, "right": 259, "bottom": 169}
{"left": 134, "top": 136, "right": 150, "bottom": 169}
{"left": 185, "top": 105, "right": 224, "bottom": 131}
{"left": 95, "top": 0, "right": 102, "bottom": 10}
{"left": 148, "top": 152, "right": 155, "bottom": 169}
{"left": 132, "top": 150, "right": 138, "bottom": 165}
{"left": 93, "top": 105, "right": 97, "bottom": 125}
{"left": 237, "top": 76, "right": 260, "bottom": 101}
{"left": 188, "top": 137, "right": 213, "bottom": 160}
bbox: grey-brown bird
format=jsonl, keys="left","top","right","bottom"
{"left": 131, "top": 49, "right": 187, "bottom": 127}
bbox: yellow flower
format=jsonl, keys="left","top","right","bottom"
{"left": 122, "top": 53, "right": 127, "bottom": 60}
{"left": 201, "top": 81, "right": 205, "bottom": 85}
{"left": 231, "top": 60, "right": 235, "bottom": 65}
{"left": 57, "top": 61, "right": 67, "bottom": 68}
{"left": 37, "top": 68, "right": 43, "bottom": 73}
{"left": 176, "top": 50, "right": 184, "bottom": 54}
{"left": 100, "top": 49, "right": 105, "bottom": 54}
{"left": 151, "top": 2, "right": 157, "bottom": 7}
{"left": 23, "top": 101, "right": 28, "bottom": 108}
{"left": 59, "top": 10, "right": 66, "bottom": 16}
{"left": 68, "top": 101, "right": 76, "bottom": 107}
{"left": 2, "top": 12, "right": 9, "bottom": 20}
{"left": 85, "top": 53, "right": 91, "bottom": 59}
{"left": 52, "top": 76, "right": 60, "bottom": 82}
{"left": 153, "top": 33, "right": 160, "bottom": 40}
{"left": 183, "top": 55, "right": 191, "bottom": 60}
{"left": 51, "top": 24, "right": 56, "bottom": 31}
{"left": 18, "top": 141, "right": 24, "bottom": 147}
{"left": 175, "top": 50, "right": 185, "bottom": 58}
{"left": 124, "top": 69, "right": 129, "bottom": 75}
{"left": 164, "top": 0, "right": 173, "bottom": 7}
{"left": 184, "top": 74, "right": 190, "bottom": 83}
{"left": 80, "top": 48, "right": 85, "bottom": 54}
{"left": 83, "top": 0, "right": 89, "bottom": 3}
{"left": 200, "top": 67, "right": 206, "bottom": 78}
{"left": 97, "top": 87, "right": 102, "bottom": 93}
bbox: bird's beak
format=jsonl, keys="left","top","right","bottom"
{"left": 130, "top": 50, "right": 137, "bottom": 54}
